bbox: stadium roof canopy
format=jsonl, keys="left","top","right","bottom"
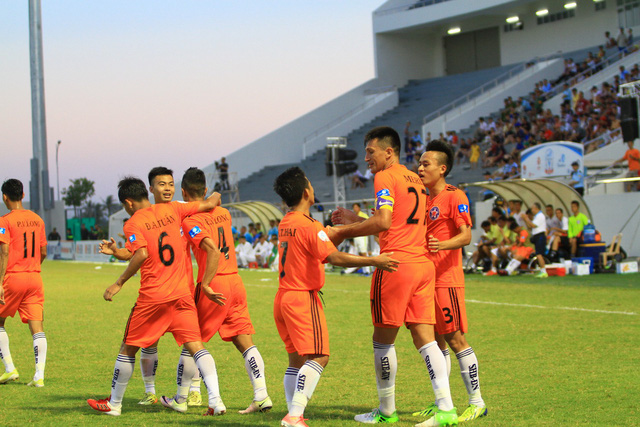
{"left": 467, "top": 179, "right": 592, "bottom": 220}
{"left": 227, "top": 200, "right": 284, "bottom": 230}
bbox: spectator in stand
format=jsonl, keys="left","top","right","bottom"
{"left": 620, "top": 65, "right": 630, "bottom": 81}
{"left": 569, "top": 120, "right": 587, "bottom": 143}
{"left": 613, "top": 140, "right": 640, "bottom": 191}
{"left": 605, "top": 31, "right": 617, "bottom": 49}
{"left": 617, "top": 27, "right": 628, "bottom": 54}
{"left": 351, "top": 168, "right": 373, "bottom": 188}
{"left": 598, "top": 45, "right": 606, "bottom": 60}
{"left": 631, "top": 63, "right": 640, "bottom": 80}
{"left": 628, "top": 28, "right": 634, "bottom": 49}
{"left": 469, "top": 139, "right": 480, "bottom": 169}
{"left": 455, "top": 138, "right": 471, "bottom": 165}
{"left": 48, "top": 227, "right": 61, "bottom": 241}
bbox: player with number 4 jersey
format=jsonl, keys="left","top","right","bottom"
{"left": 163, "top": 167, "right": 272, "bottom": 415}
{"left": 0, "top": 179, "right": 48, "bottom": 388}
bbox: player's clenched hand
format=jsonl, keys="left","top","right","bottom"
{"left": 428, "top": 234, "right": 441, "bottom": 252}
{"left": 203, "top": 285, "right": 227, "bottom": 306}
{"left": 0, "top": 287, "right": 5, "bottom": 305}
{"left": 374, "top": 252, "right": 399, "bottom": 272}
{"left": 103, "top": 283, "right": 122, "bottom": 301}
{"left": 331, "top": 206, "right": 359, "bottom": 225}
{"left": 99, "top": 238, "right": 118, "bottom": 255}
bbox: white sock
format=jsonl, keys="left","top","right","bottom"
{"left": 32, "top": 332, "right": 47, "bottom": 381}
{"left": 442, "top": 348, "right": 451, "bottom": 378}
{"left": 284, "top": 367, "right": 299, "bottom": 412}
{"left": 243, "top": 345, "right": 268, "bottom": 401}
{"left": 140, "top": 347, "right": 158, "bottom": 394}
{"left": 110, "top": 354, "right": 135, "bottom": 407}
{"left": 290, "top": 360, "right": 323, "bottom": 417}
{"left": 193, "top": 349, "right": 222, "bottom": 408}
{"left": 418, "top": 341, "right": 454, "bottom": 411}
{"left": 373, "top": 341, "right": 397, "bottom": 416}
{"left": 0, "top": 327, "right": 15, "bottom": 372}
{"left": 456, "top": 347, "right": 485, "bottom": 406}
{"left": 506, "top": 259, "right": 521, "bottom": 274}
{"left": 176, "top": 348, "right": 197, "bottom": 403}
{"left": 540, "top": 267, "right": 547, "bottom": 273}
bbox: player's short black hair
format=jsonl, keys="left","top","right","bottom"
{"left": 481, "top": 220, "right": 491, "bottom": 228}
{"left": 274, "top": 167, "right": 309, "bottom": 208}
{"left": 509, "top": 221, "right": 519, "bottom": 231}
{"left": 148, "top": 166, "right": 173, "bottom": 186}
{"left": 181, "top": 167, "right": 207, "bottom": 198}
{"left": 364, "top": 126, "right": 401, "bottom": 156}
{"left": 571, "top": 200, "right": 580, "bottom": 207}
{"left": 118, "top": 176, "right": 149, "bottom": 203}
{"left": 532, "top": 202, "right": 541, "bottom": 210}
{"left": 1, "top": 179, "right": 24, "bottom": 202}
{"left": 546, "top": 204, "right": 553, "bottom": 209}
{"left": 556, "top": 207, "right": 564, "bottom": 213}
{"left": 425, "top": 140, "right": 455, "bottom": 177}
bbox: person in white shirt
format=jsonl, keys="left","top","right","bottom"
{"left": 236, "top": 235, "right": 256, "bottom": 268}
{"left": 519, "top": 203, "right": 548, "bottom": 278}
{"left": 253, "top": 234, "right": 273, "bottom": 268}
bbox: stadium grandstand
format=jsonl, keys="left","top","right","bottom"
{"left": 203, "top": 0, "right": 639, "bottom": 257}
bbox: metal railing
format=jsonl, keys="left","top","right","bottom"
{"left": 422, "top": 51, "right": 563, "bottom": 125}
{"left": 374, "top": 0, "right": 453, "bottom": 16}
{"left": 583, "top": 128, "right": 621, "bottom": 154}
{"left": 301, "top": 87, "right": 397, "bottom": 158}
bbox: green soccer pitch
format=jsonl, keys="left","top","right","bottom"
{"left": 0, "top": 262, "right": 638, "bottom": 426}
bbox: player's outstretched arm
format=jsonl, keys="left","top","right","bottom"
{"left": 428, "top": 224, "right": 472, "bottom": 252}
{"left": 326, "top": 250, "right": 399, "bottom": 272}
{"left": 330, "top": 208, "right": 391, "bottom": 242}
{"left": 197, "top": 191, "right": 222, "bottom": 213}
{"left": 331, "top": 206, "right": 364, "bottom": 225}
{"left": 99, "top": 238, "right": 133, "bottom": 260}
{"left": 198, "top": 237, "right": 226, "bottom": 306}
{"left": 103, "top": 248, "right": 148, "bottom": 301}
{"left": 0, "top": 243, "right": 7, "bottom": 305}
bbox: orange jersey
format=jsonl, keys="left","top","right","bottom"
{"left": 124, "top": 201, "right": 199, "bottom": 304}
{"left": 0, "top": 210, "right": 47, "bottom": 273}
{"left": 426, "top": 185, "right": 472, "bottom": 288}
{"left": 182, "top": 207, "right": 238, "bottom": 283}
{"left": 374, "top": 163, "right": 428, "bottom": 263}
{"left": 278, "top": 211, "right": 336, "bottom": 291}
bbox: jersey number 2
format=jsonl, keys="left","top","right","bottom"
{"left": 407, "top": 187, "right": 427, "bottom": 225}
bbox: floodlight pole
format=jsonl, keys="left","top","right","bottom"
{"left": 56, "top": 140, "right": 61, "bottom": 201}
{"left": 327, "top": 137, "right": 348, "bottom": 208}
{"left": 28, "top": 0, "right": 53, "bottom": 222}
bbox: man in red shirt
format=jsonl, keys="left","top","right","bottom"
{"left": 161, "top": 167, "right": 272, "bottom": 415}
{"left": 87, "top": 177, "right": 225, "bottom": 416}
{"left": 413, "top": 141, "right": 487, "bottom": 423}
{"left": 273, "top": 167, "right": 398, "bottom": 427}
{"left": 0, "top": 179, "right": 48, "bottom": 387}
{"left": 330, "top": 127, "right": 457, "bottom": 427}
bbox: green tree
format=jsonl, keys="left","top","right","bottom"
{"left": 62, "top": 178, "right": 95, "bottom": 218}
{"left": 103, "top": 195, "right": 117, "bottom": 217}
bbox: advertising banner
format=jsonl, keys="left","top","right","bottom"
{"left": 520, "top": 141, "right": 584, "bottom": 179}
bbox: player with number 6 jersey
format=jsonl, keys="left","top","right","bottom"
{"left": 87, "top": 176, "right": 227, "bottom": 417}
{"left": 0, "top": 179, "right": 48, "bottom": 387}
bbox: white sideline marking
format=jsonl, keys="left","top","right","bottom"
{"left": 245, "top": 283, "right": 637, "bottom": 316}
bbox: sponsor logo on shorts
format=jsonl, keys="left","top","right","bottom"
{"left": 458, "top": 204, "right": 469, "bottom": 213}
{"left": 429, "top": 206, "right": 440, "bottom": 220}
{"left": 129, "top": 234, "right": 136, "bottom": 242}
{"left": 189, "top": 226, "right": 201, "bottom": 238}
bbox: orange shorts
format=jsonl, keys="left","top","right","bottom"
{"left": 512, "top": 245, "right": 534, "bottom": 260}
{"left": 0, "top": 272, "right": 44, "bottom": 323}
{"left": 123, "top": 295, "right": 201, "bottom": 348}
{"left": 370, "top": 261, "right": 435, "bottom": 328}
{"left": 274, "top": 289, "right": 329, "bottom": 356}
{"left": 194, "top": 274, "right": 255, "bottom": 342}
{"left": 434, "top": 287, "right": 468, "bottom": 335}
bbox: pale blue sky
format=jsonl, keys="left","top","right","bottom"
{"left": 1, "top": 1, "right": 381, "bottom": 200}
